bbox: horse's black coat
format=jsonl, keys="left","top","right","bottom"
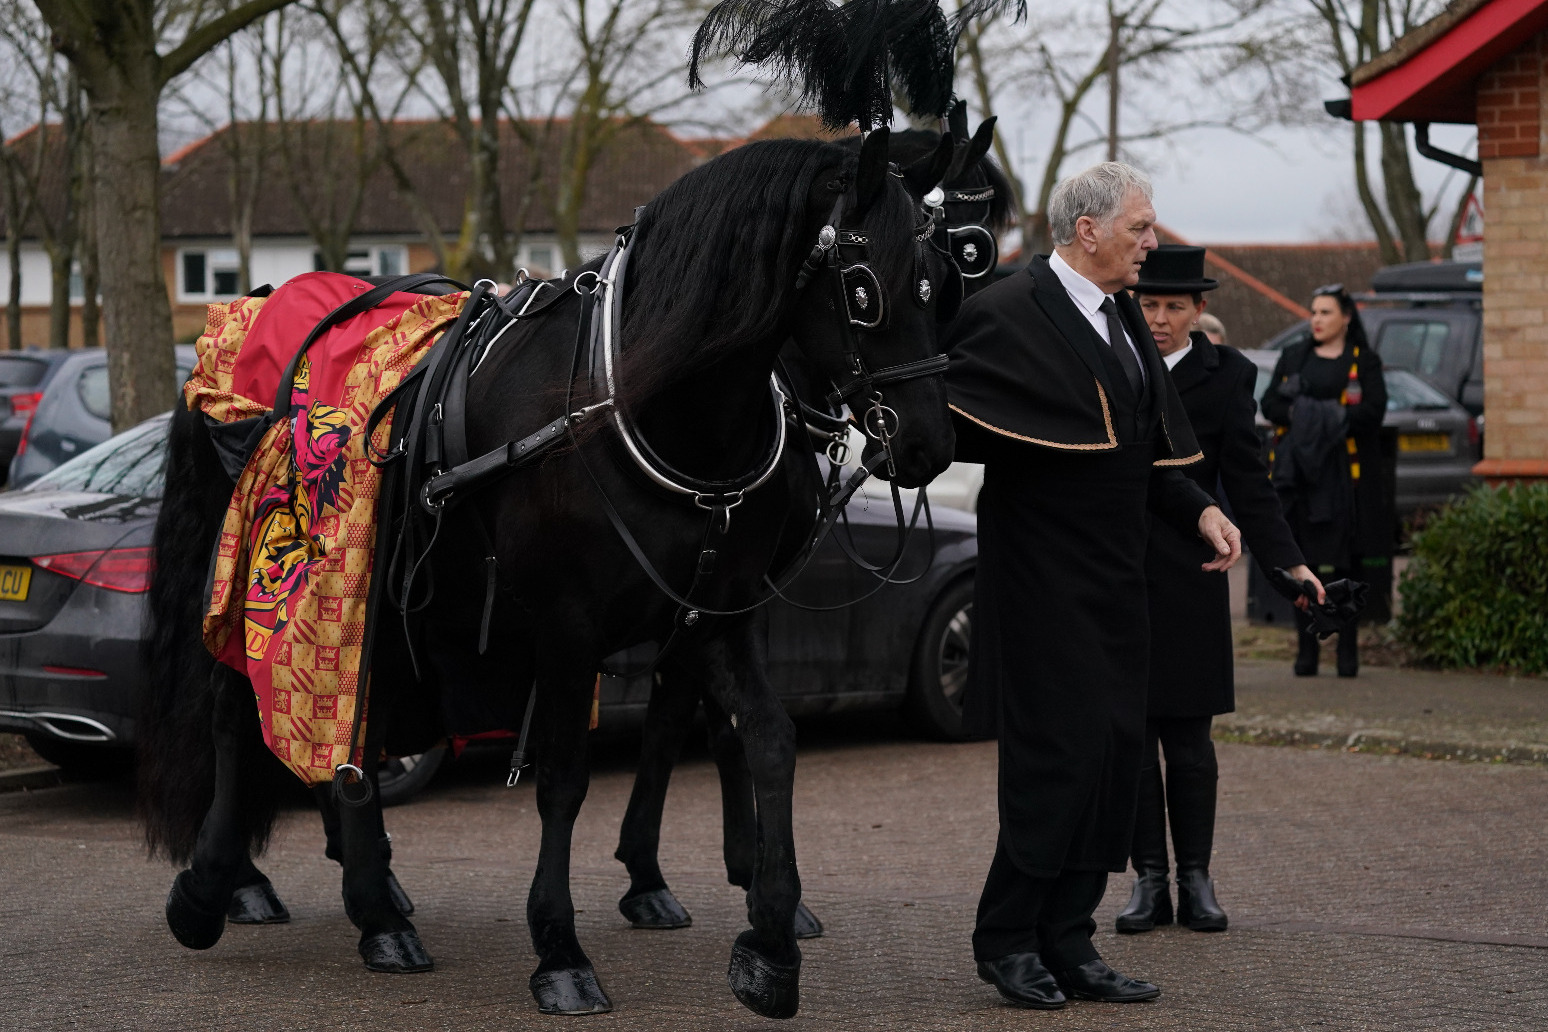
{"left": 141, "top": 133, "right": 957, "bottom": 1019}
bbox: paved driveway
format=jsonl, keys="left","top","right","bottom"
{"left": 2, "top": 718, "right": 1546, "bottom": 1031}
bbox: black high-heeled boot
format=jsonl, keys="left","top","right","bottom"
{"left": 1337, "top": 620, "right": 1359, "bottom": 677}
{"left": 1294, "top": 609, "right": 1319, "bottom": 676}
{"left": 1168, "top": 740, "right": 1227, "bottom": 932}
{"left": 1116, "top": 763, "right": 1172, "bottom": 933}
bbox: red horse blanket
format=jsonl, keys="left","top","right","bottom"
{"left": 184, "top": 272, "right": 466, "bottom": 785}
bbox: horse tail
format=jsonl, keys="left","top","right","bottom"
{"left": 139, "top": 405, "right": 280, "bottom": 865}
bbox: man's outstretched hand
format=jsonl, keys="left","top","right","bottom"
{"left": 1198, "top": 505, "right": 1241, "bottom": 572}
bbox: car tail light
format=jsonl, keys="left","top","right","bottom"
{"left": 34, "top": 547, "right": 155, "bottom": 593}
{"left": 10, "top": 390, "right": 41, "bottom": 417}
{"left": 13, "top": 406, "right": 36, "bottom": 458}
{"left": 1467, "top": 417, "right": 1481, "bottom": 449}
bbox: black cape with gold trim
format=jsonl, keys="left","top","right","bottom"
{"left": 946, "top": 255, "right": 1217, "bottom": 878}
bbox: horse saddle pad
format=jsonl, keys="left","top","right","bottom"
{"left": 184, "top": 271, "right": 466, "bottom": 785}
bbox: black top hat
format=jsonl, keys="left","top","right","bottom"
{"left": 1133, "top": 244, "right": 1219, "bottom": 294}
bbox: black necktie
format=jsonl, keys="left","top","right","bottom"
{"left": 1099, "top": 296, "right": 1145, "bottom": 399}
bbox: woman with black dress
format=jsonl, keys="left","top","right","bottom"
{"left": 1260, "top": 286, "right": 1388, "bottom": 677}
{"left": 1114, "top": 246, "right": 1325, "bottom": 935}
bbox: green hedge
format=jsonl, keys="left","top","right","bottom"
{"left": 1397, "top": 482, "right": 1548, "bottom": 674}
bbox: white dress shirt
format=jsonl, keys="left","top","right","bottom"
{"left": 1163, "top": 341, "right": 1193, "bottom": 371}
{"left": 1048, "top": 250, "right": 1148, "bottom": 386}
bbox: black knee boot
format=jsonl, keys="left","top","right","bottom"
{"left": 1116, "top": 763, "right": 1172, "bottom": 933}
{"left": 1337, "top": 620, "right": 1359, "bottom": 677}
{"left": 1294, "top": 609, "right": 1319, "bottom": 676}
{"left": 1168, "top": 746, "right": 1227, "bottom": 932}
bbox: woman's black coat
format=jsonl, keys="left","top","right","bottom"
{"left": 1146, "top": 333, "right": 1304, "bottom": 718}
{"left": 1259, "top": 336, "right": 1392, "bottom": 568}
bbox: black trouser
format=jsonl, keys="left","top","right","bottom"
{"left": 1131, "top": 716, "right": 1218, "bottom": 873}
{"left": 973, "top": 837, "right": 1107, "bottom": 968}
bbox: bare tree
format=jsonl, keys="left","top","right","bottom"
{"left": 1306, "top": 0, "right": 1472, "bottom": 262}
{"left": 0, "top": 6, "right": 90, "bottom": 351}
{"left": 34, "top": 0, "right": 301, "bottom": 430}
{"left": 959, "top": 0, "right": 1307, "bottom": 254}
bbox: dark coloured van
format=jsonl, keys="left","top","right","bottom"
{"left": 1261, "top": 260, "right": 1483, "bottom": 415}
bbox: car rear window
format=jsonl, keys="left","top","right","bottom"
{"left": 24, "top": 415, "right": 170, "bottom": 498}
{"left": 1374, "top": 319, "right": 1450, "bottom": 377}
{"left": 76, "top": 363, "right": 193, "bottom": 421}
{"left": 0, "top": 356, "right": 47, "bottom": 387}
{"left": 1385, "top": 370, "right": 1452, "bottom": 413}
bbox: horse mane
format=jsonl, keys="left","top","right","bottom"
{"left": 617, "top": 137, "right": 918, "bottom": 408}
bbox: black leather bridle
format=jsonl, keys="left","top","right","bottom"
{"left": 924, "top": 180, "right": 999, "bottom": 282}
{"left": 792, "top": 192, "right": 954, "bottom": 478}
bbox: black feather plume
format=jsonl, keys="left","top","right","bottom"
{"left": 950, "top": 0, "right": 1027, "bottom": 38}
{"left": 692, "top": 0, "right": 950, "bottom": 131}
{"left": 887, "top": 1, "right": 955, "bottom": 119}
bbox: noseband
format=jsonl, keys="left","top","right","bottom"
{"left": 793, "top": 194, "right": 952, "bottom": 477}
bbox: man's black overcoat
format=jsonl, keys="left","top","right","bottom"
{"left": 1145, "top": 332, "right": 1304, "bottom": 718}
{"left": 947, "top": 256, "right": 1215, "bottom": 879}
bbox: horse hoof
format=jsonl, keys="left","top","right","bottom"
{"left": 728, "top": 931, "right": 801, "bottom": 1019}
{"left": 620, "top": 887, "right": 692, "bottom": 929}
{"left": 530, "top": 966, "right": 613, "bottom": 1015}
{"left": 386, "top": 869, "right": 415, "bottom": 916}
{"left": 793, "top": 900, "right": 824, "bottom": 940}
{"left": 359, "top": 930, "right": 434, "bottom": 973}
{"left": 165, "top": 870, "right": 228, "bottom": 950}
{"left": 227, "top": 879, "right": 291, "bottom": 924}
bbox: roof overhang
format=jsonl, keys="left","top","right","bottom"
{"left": 1348, "top": 0, "right": 1548, "bottom": 123}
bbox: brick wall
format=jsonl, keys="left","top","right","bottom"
{"left": 1477, "top": 30, "right": 1548, "bottom": 477}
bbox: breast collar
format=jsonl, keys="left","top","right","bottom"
{"left": 587, "top": 229, "right": 790, "bottom": 513}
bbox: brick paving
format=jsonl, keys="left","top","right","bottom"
{"left": 3, "top": 718, "right": 1547, "bottom": 1031}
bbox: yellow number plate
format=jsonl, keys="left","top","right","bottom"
{"left": 1399, "top": 433, "right": 1451, "bottom": 453}
{"left": 0, "top": 564, "right": 31, "bottom": 602}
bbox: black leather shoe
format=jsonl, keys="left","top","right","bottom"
{"left": 976, "top": 953, "right": 1067, "bottom": 1010}
{"left": 1052, "top": 960, "right": 1160, "bottom": 1003}
{"left": 1176, "top": 868, "right": 1228, "bottom": 931}
{"left": 1115, "top": 869, "right": 1173, "bottom": 933}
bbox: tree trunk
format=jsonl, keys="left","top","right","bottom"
{"left": 1378, "top": 122, "right": 1431, "bottom": 260}
{"left": 4, "top": 177, "right": 21, "bottom": 350}
{"left": 1106, "top": 7, "right": 1120, "bottom": 163}
{"left": 79, "top": 117, "right": 99, "bottom": 350}
{"left": 89, "top": 66, "right": 176, "bottom": 430}
{"left": 47, "top": 245, "right": 72, "bottom": 351}
{"left": 1352, "top": 122, "right": 1400, "bottom": 265}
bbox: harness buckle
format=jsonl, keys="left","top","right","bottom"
{"left": 420, "top": 475, "right": 447, "bottom": 512}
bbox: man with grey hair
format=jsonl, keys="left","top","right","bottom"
{"left": 945, "top": 161, "right": 1241, "bottom": 1010}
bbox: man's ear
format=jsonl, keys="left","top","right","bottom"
{"left": 1074, "top": 214, "right": 1101, "bottom": 253}
{"left": 1197, "top": 298, "right": 1208, "bottom": 316}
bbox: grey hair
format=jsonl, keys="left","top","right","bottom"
{"left": 1047, "top": 162, "right": 1154, "bottom": 247}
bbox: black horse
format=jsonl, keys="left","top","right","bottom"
{"left": 140, "top": 130, "right": 958, "bottom": 1019}
{"left": 613, "top": 110, "right": 1017, "bottom": 936}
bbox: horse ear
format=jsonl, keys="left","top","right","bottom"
{"left": 904, "top": 132, "right": 955, "bottom": 199}
{"left": 947, "top": 99, "right": 969, "bottom": 141}
{"left": 855, "top": 126, "right": 891, "bottom": 212}
{"left": 964, "top": 115, "right": 998, "bottom": 168}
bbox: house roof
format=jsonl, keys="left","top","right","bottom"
{"left": 1348, "top": 0, "right": 1548, "bottom": 122}
{"left": 1157, "top": 227, "right": 1391, "bottom": 348}
{"left": 0, "top": 123, "right": 76, "bottom": 240}
{"left": 158, "top": 118, "right": 701, "bottom": 240}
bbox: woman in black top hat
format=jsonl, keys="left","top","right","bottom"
{"left": 1116, "top": 245, "right": 1324, "bottom": 935}
{"left": 1259, "top": 286, "right": 1388, "bottom": 678}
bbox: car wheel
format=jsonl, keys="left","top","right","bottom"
{"left": 903, "top": 577, "right": 976, "bottom": 741}
{"left": 377, "top": 745, "right": 448, "bottom": 807}
{"left": 23, "top": 733, "right": 132, "bottom": 776}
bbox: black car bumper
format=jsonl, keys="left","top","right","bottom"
{"left": 0, "top": 581, "right": 147, "bottom": 746}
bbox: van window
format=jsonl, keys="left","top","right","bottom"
{"left": 1374, "top": 320, "right": 1450, "bottom": 377}
{"left": 0, "top": 356, "right": 47, "bottom": 387}
{"left": 77, "top": 363, "right": 194, "bottom": 422}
